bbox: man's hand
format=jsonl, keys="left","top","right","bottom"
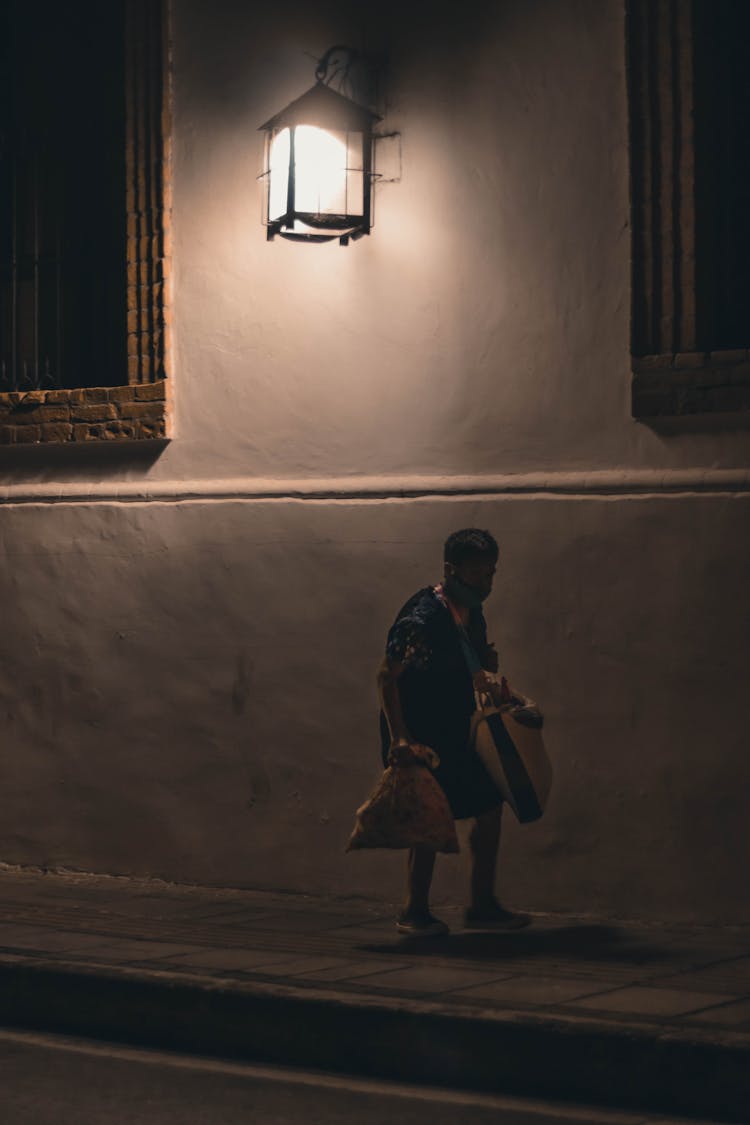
{"left": 387, "top": 738, "right": 413, "bottom": 766}
{"left": 472, "top": 669, "right": 498, "bottom": 695}
{"left": 473, "top": 670, "right": 515, "bottom": 707}
{"left": 388, "top": 741, "right": 440, "bottom": 768}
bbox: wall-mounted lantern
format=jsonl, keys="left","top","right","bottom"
{"left": 259, "top": 48, "right": 381, "bottom": 246}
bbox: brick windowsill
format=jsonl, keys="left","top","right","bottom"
{"left": 632, "top": 351, "right": 750, "bottom": 418}
{"left": 0, "top": 380, "right": 169, "bottom": 445}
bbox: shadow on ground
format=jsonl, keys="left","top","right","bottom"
{"left": 356, "top": 923, "right": 675, "bottom": 965}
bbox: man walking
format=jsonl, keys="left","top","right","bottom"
{"left": 377, "top": 528, "right": 531, "bottom": 936}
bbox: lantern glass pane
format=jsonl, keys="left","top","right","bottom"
{"left": 294, "top": 125, "right": 349, "bottom": 215}
{"left": 268, "top": 127, "right": 290, "bottom": 221}
{"left": 345, "top": 131, "right": 364, "bottom": 217}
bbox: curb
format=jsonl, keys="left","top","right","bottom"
{"left": 0, "top": 958, "right": 748, "bottom": 1121}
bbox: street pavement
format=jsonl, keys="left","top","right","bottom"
{"left": 0, "top": 869, "right": 748, "bottom": 1122}
{"left": 0, "top": 1027, "right": 717, "bottom": 1125}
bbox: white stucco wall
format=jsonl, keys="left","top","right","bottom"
{"left": 1, "top": 0, "right": 748, "bottom": 922}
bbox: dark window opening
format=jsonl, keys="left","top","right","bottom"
{"left": 692, "top": 0, "right": 750, "bottom": 351}
{"left": 0, "top": 0, "right": 126, "bottom": 392}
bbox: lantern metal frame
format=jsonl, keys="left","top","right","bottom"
{"left": 259, "top": 50, "right": 382, "bottom": 246}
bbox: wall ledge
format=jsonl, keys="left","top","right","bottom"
{"left": 1, "top": 468, "right": 749, "bottom": 506}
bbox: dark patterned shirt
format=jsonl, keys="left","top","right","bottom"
{"left": 380, "top": 586, "right": 502, "bottom": 819}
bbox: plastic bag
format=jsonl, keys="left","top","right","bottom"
{"left": 346, "top": 744, "right": 459, "bottom": 854}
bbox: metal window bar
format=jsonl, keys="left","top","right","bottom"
{"left": 1, "top": 137, "right": 62, "bottom": 394}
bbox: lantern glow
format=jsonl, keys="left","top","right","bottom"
{"left": 293, "top": 126, "right": 352, "bottom": 214}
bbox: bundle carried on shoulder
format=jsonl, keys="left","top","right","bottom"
{"left": 346, "top": 743, "right": 459, "bottom": 854}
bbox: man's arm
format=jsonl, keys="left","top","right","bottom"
{"left": 376, "top": 655, "right": 412, "bottom": 749}
{"left": 470, "top": 609, "right": 499, "bottom": 673}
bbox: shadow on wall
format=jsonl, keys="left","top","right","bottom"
{"left": 0, "top": 439, "right": 168, "bottom": 484}
{"left": 639, "top": 412, "right": 750, "bottom": 437}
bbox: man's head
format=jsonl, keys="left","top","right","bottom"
{"left": 443, "top": 528, "right": 499, "bottom": 607}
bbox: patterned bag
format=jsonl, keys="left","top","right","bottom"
{"left": 346, "top": 744, "right": 459, "bottom": 853}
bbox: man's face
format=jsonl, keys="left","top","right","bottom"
{"left": 446, "top": 556, "right": 497, "bottom": 600}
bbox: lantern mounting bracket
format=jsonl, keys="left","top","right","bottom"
{"left": 314, "top": 45, "right": 377, "bottom": 110}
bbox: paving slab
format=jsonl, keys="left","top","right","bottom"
{"left": 210, "top": 910, "right": 372, "bottom": 933}
{"left": 79, "top": 940, "right": 210, "bottom": 965}
{"left": 0, "top": 924, "right": 119, "bottom": 954}
{"left": 648, "top": 957, "right": 750, "bottom": 994}
{"left": 294, "top": 959, "right": 410, "bottom": 983}
{"left": 453, "top": 974, "right": 618, "bottom": 1007}
{"left": 567, "top": 985, "right": 735, "bottom": 1018}
{"left": 255, "top": 955, "right": 364, "bottom": 977}
{"left": 347, "top": 963, "right": 511, "bottom": 994}
{"left": 165, "top": 947, "right": 310, "bottom": 972}
{"left": 647, "top": 963, "right": 750, "bottom": 990}
{"left": 686, "top": 998, "right": 750, "bottom": 1025}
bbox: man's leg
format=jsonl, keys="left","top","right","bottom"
{"left": 402, "top": 845, "right": 436, "bottom": 917}
{"left": 466, "top": 803, "right": 531, "bottom": 928}
{"left": 396, "top": 846, "right": 448, "bottom": 935}
{"left": 468, "top": 803, "right": 503, "bottom": 910}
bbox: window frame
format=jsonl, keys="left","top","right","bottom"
{"left": 0, "top": 0, "right": 170, "bottom": 445}
{"left": 626, "top": 0, "right": 750, "bottom": 419}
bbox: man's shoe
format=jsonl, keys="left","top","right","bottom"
{"left": 396, "top": 912, "right": 450, "bottom": 937}
{"left": 464, "top": 902, "right": 531, "bottom": 931}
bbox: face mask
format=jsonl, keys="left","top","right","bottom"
{"left": 444, "top": 574, "right": 489, "bottom": 609}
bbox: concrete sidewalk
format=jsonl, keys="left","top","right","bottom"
{"left": 0, "top": 868, "right": 748, "bottom": 1122}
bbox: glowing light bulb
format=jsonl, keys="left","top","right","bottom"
{"left": 293, "top": 125, "right": 347, "bottom": 215}
{"left": 268, "top": 125, "right": 364, "bottom": 224}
